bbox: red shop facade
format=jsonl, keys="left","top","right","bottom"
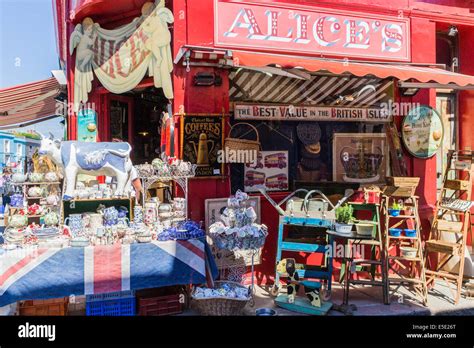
{"left": 55, "top": 0, "right": 474, "bottom": 283}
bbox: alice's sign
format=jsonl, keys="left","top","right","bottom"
{"left": 215, "top": 0, "right": 410, "bottom": 61}
{"left": 234, "top": 103, "right": 391, "bottom": 123}
{"left": 70, "top": 1, "right": 174, "bottom": 112}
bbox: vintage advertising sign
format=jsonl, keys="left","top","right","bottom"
{"left": 180, "top": 115, "right": 224, "bottom": 177}
{"left": 70, "top": 1, "right": 174, "bottom": 112}
{"left": 234, "top": 103, "right": 391, "bottom": 123}
{"left": 205, "top": 197, "right": 262, "bottom": 268}
{"left": 244, "top": 150, "right": 289, "bottom": 192}
{"left": 215, "top": 0, "right": 410, "bottom": 61}
{"left": 332, "top": 133, "right": 389, "bottom": 183}
{"left": 402, "top": 105, "right": 444, "bottom": 159}
{"left": 77, "top": 109, "right": 98, "bottom": 142}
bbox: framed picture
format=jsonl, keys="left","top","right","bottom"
{"left": 244, "top": 150, "right": 289, "bottom": 192}
{"left": 180, "top": 114, "right": 224, "bottom": 177}
{"left": 332, "top": 133, "right": 389, "bottom": 184}
{"left": 204, "top": 197, "right": 262, "bottom": 269}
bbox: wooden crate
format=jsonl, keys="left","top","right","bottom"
{"left": 425, "top": 240, "right": 460, "bottom": 255}
{"left": 19, "top": 297, "right": 69, "bottom": 316}
{"left": 444, "top": 180, "right": 470, "bottom": 191}
{"left": 386, "top": 177, "right": 420, "bottom": 188}
{"left": 382, "top": 185, "right": 416, "bottom": 197}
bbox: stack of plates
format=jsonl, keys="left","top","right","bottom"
{"left": 3, "top": 227, "right": 26, "bottom": 245}
{"left": 33, "top": 227, "right": 61, "bottom": 240}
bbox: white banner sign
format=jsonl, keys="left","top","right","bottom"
{"left": 70, "top": 1, "right": 174, "bottom": 112}
{"left": 234, "top": 103, "right": 391, "bottom": 123}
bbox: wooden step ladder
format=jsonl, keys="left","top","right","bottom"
{"left": 382, "top": 179, "right": 428, "bottom": 306}
{"left": 425, "top": 150, "right": 474, "bottom": 304}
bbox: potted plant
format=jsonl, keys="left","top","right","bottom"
{"left": 388, "top": 202, "right": 403, "bottom": 217}
{"left": 335, "top": 204, "right": 355, "bottom": 234}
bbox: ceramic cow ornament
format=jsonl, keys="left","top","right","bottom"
{"left": 39, "top": 133, "right": 137, "bottom": 200}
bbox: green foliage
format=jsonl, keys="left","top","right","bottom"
{"left": 335, "top": 204, "right": 355, "bottom": 224}
{"left": 12, "top": 132, "right": 41, "bottom": 140}
{"left": 391, "top": 202, "right": 403, "bottom": 210}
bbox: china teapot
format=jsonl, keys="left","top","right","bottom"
{"left": 9, "top": 214, "right": 28, "bottom": 228}
{"left": 44, "top": 211, "right": 59, "bottom": 226}
{"left": 27, "top": 186, "right": 43, "bottom": 198}
{"left": 46, "top": 194, "right": 60, "bottom": 206}
{"left": 29, "top": 172, "right": 44, "bottom": 183}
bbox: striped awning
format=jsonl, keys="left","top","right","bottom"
{"left": 0, "top": 78, "right": 61, "bottom": 128}
{"left": 229, "top": 70, "right": 394, "bottom": 107}
{"left": 232, "top": 50, "right": 474, "bottom": 87}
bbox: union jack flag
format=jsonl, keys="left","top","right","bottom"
{"left": 0, "top": 239, "right": 215, "bottom": 307}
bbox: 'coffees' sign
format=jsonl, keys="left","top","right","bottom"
{"left": 215, "top": 1, "right": 410, "bottom": 61}
{"left": 181, "top": 115, "right": 224, "bottom": 177}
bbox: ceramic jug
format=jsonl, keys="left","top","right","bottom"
{"left": 144, "top": 203, "right": 158, "bottom": 226}
{"left": 103, "top": 206, "right": 119, "bottom": 226}
{"left": 64, "top": 213, "right": 84, "bottom": 235}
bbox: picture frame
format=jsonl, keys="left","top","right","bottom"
{"left": 244, "top": 150, "right": 289, "bottom": 193}
{"left": 332, "top": 133, "right": 389, "bottom": 184}
{"left": 204, "top": 196, "right": 262, "bottom": 269}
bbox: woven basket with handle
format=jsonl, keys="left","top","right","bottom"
{"left": 191, "top": 281, "right": 250, "bottom": 316}
{"left": 224, "top": 123, "right": 261, "bottom": 163}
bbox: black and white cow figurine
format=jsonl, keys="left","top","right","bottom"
{"left": 39, "top": 133, "right": 137, "bottom": 200}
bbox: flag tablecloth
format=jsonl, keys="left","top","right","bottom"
{"left": 0, "top": 239, "right": 217, "bottom": 306}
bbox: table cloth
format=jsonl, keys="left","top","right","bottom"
{"left": 0, "top": 239, "right": 217, "bottom": 306}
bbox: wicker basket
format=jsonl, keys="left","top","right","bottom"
{"left": 191, "top": 281, "right": 250, "bottom": 316}
{"left": 224, "top": 123, "right": 261, "bottom": 163}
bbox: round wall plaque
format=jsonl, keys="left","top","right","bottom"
{"left": 401, "top": 105, "right": 443, "bottom": 159}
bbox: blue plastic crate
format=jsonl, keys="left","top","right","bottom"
{"left": 86, "top": 290, "right": 136, "bottom": 316}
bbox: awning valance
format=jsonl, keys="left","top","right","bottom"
{"left": 232, "top": 50, "right": 474, "bottom": 88}
{"left": 0, "top": 78, "right": 61, "bottom": 129}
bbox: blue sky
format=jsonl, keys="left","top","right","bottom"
{"left": 0, "top": 0, "right": 64, "bottom": 138}
{"left": 0, "top": 0, "right": 59, "bottom": 88}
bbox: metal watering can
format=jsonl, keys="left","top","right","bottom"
{"left": 258, "top": 188, "right": 354, "bottom": 220}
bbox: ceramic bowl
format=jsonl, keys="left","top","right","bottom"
{"left": 388, "top": 209, "right": 401, "bottom": 217}
{"left": 400, "top": 246, "right": 417, "bottom": 258}
{"left": 255, "top": 308, "right": 277, "bottom": 316}
{"left": 389, "top": 228, "right": 402, "bottom": 237}
{"left": 404, "top": 229, "right": 417, "bottom": 238}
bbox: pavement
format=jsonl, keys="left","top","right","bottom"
{"left": 238, "top": 280, "right": 474, "bottom": 316}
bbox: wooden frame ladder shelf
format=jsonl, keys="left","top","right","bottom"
{"left": 383, "top": 187, "right": 428, "bottom": 306}
{"left": 425, "top": 150, "right": 474, "bottom": 304}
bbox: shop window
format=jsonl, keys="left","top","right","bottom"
{"left": 436, "top": 29, "right": 459, "bottom": 72}
{"left": 4, "top": 140, "right": 10, "bottom": 153}
{"left": 16, "top": 144, "right": 22, "bottom": 159}
{"left": 229, "top": 70, "right": 392, "bottom": 193}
